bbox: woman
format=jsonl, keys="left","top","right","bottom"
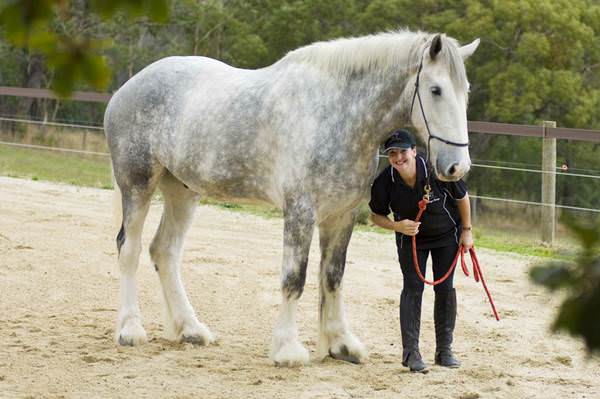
{"left": 369, "top": 129, "right": 473, "bottom": 373}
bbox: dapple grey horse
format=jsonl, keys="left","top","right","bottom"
{"left": 104, "top": 29, "right": 479, "bottom": 366}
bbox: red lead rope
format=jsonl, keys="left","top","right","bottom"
{"left": 411, "top": 199, "right": 500, "bottom": 321}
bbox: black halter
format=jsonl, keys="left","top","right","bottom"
{"left": 409, "top": 50, "right": 469, "bottom": 197}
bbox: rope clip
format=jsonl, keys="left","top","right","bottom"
{"left": 423, "top": 184, "right": 431, "bottom": 202}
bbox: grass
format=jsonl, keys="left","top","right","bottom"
{"left": 200, "top": 197, "right": 283, "bottom": 219}
{"left": 0, "top": 144, "right": 572, "bottom": 259}
{"left": 354, "top": 221, "right": 570, "bottom": 259}
{"left": 0, "top": 145, "right": 113, "bottom": 189}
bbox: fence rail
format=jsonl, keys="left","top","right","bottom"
{"left": 467, "top": 121, "right": 600, "bottom": 142}
{"left": 0, "top": 140, "right": 110, "bottom": 157}
{"left": 0, "top": 86, "right": 111, "bottom": 103}
{"left": 0, "top": 116, "right": 104, "bottom": 130}
{"left": 2, "top": 86, "right": 600, "bottom": 141}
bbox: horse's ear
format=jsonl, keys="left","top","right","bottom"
{"left": 429, "top": 34, "right": 443, "bottom": 60}
{"left": 459, "top": 38, "right": 480, "bottom": 60}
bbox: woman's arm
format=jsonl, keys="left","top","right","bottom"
{"left": 370, "top": 213, "right": 421, "bottom": 236}
{"left": 456, "top": 193, "right": 473, "bottom": 249}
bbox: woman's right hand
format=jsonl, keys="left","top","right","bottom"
{"left": 394, "top": 219, "right": 421, "bottom": 235}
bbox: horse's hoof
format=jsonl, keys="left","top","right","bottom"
{"left": 182, "top": 334, "right": 208, "bottom": 345}
{"left": 274, "top": 360, "right": 306, "bottom": 367}
{"left": 322, "top": 332, "right": 367, "bottom": 364}
{"left": 273, "top": 357, "right": 308, "bottom": 367}
{"left": 177, "top": 321, "right": 215, "bottom": 346}
{"left": 116, "top": 328, "right": 147, "bottom": 346}
{"left": 116, "top": 318, "right": 148, "bottom": 346}
{"left": 271, "top": 341, "right": 309, "bottom": 367}
{"left": 118, "top": 335, "right": 134, "bottom": 346}
{"left": 329, "top": 345, "right": 361, "bottom": 364}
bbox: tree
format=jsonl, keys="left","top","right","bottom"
{"left": 0, "top": 0, "right": 169, "bottom": 96}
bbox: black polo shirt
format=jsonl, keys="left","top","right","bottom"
{"left": 369, "top": 155, "right": 467, "bottom": 249}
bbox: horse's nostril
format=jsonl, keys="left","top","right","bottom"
{"left": 447, "top": 163, "right": 458, "bottom": 176}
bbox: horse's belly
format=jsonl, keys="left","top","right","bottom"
{"left": 168, "top": 159, "right": 280, "bottom": 206}
{"left": 189, "top": 176, "right": 274, "bottom": 203}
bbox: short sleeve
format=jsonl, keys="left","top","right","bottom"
{"left": 442, "top": 179, "right": 467, "bottom": 200}
{"left": 369, "top": 173, "right": 391, "bottom": 216}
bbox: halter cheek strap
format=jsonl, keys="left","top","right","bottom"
{"left": 409, "top": 51, "right": 470, "bottom": 154}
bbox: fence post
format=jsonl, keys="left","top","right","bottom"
{"left": 81, "top": 129, "right": 88, "bottom": 151}
{"left": 541, "top": 120, "right": 556, "bottom": 245}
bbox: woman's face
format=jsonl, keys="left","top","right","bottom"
{"left": 387, "top": 147, "right": 417, "bottom": 174}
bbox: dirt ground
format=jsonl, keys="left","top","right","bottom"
{"left": 1, "top": 176, "right": 598, "bottom": 399}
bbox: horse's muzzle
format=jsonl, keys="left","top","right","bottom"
{"left": 435, "top": 159, "right": 471, "bottom": 181}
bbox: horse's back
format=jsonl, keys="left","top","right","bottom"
{"left": 104, "top": 56, "right": 280, "bottom": 201}
{"left": 104, "top": 56, "right": 235, "bottom": 136}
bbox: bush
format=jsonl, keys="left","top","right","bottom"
{"left": 355, "top": 202, "right": 371, "bottom": 225}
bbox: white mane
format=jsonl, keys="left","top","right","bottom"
{"left": 280, "top": 29, "right": 469, "bottom": 89}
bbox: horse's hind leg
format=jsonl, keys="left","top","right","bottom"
{"left": 270, "top": 195, "right": 315, "bottom": 367}
{"left": 317, "top": 211, "right": 367, "bottom": 363}
{"left": 149, "top": 172, "right": 214, "bottom": 345}
{"left": 114, "top": 178, "right": 158, "bottom": 346}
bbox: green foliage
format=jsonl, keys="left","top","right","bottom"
{"left": 348, "top": 0, "right": 600, "bottom": 131}
{"left": 0, "top": 0, "right": 55, "bottom": 46}
{"left": 0, "top": 0, "right": 169, "bottom": 96}
{"left": 355, "top": 202, "right": 371, "bottom": 225}
{"left": 44, "top": 36, "right": 110, "bottom": 96}
{"left": 530, "top": 217, "right": 600, "bottom": 353}
{"left": 91, "top": 0, "right": 169, "bottom": 22}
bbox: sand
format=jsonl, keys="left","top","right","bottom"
{"left": 0, "top": 176, "right": 598, "bottom": 398}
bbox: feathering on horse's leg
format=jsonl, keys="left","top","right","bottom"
{"left": 150, "top": 172, "right": 214, "bottom": 345}
{"left": 270, "top": 197, "right": 315, "bottom": 367}
{"left": 317, "top": 211, "right": 367, "bottom": 364}
{"left": 114, "top": 187, "right": 154, "bottom": 346}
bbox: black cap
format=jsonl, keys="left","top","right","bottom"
{"left": 383, "top": 129, "right": 416, "bottom": 153}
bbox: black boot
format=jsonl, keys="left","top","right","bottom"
{"left": 434, "top": 288, "right": 460, "bottom": 368}
{"left": 400, "top": 290, "right": 427, "bottom": 372}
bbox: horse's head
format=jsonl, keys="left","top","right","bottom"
{"left": 408, "top": 34, "right": 479, "bottom": 181}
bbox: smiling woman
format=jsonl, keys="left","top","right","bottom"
{"left": 369, "top": 128, "right": 473, "bottom": 372}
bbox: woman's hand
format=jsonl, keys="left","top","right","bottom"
{"left": 394, "top": 219, "right": 421, "bottom": 236}
{"left": 460, "top": 229, "right": 473, "bottom": 249}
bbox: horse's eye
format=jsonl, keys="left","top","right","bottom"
{"left": 431, "top": 86, "right": 442, "bottom": 96}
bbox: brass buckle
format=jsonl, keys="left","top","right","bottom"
{"left": 423, "top": 184, "right": 431, "bottom": 202}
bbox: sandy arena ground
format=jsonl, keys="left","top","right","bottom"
{"left": 0, "top": 176, "right": 598, "bottom": 398}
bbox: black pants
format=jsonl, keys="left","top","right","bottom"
{"left": 398, "top": 242, "right": 459, "bottom": 294}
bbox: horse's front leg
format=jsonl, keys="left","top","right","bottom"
{"left": 317, "top": 211, "right": 367, "bottom": 363}
{"left": 270, "top": 198, "right": 315, "bottom": 367}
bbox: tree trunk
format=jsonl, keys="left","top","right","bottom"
{"left": 16, "top": 53, "right": 45, "bottom": 117}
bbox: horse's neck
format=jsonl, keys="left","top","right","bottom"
{"left": 347, "top": 70, "right": 413, "bottom": 146}
{"left": 334, "top": 72, "right": 412, "bottom": 177}
{"left": 278, "top": 32, "right": 422, "bottom": 144}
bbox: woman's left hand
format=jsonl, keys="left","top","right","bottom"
{"left": 460, "top": 229, "right": 473, "bottom": 250}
